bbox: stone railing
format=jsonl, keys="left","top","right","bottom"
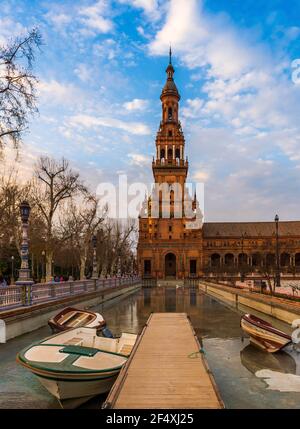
{"left": 0, "top": 276, "right": 141, "bottom": 310}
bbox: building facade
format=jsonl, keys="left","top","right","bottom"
{"left": 137, "top": 56, "right": 300, "bottom": 279}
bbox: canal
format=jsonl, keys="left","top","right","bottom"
{"left": 1, "top": 286, "right": 300, "bottom": 409}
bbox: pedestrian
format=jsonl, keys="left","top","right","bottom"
{"left": 0, "top": 276, "right": 7, "bottom": 287}
{"left": 60, "top": 276, "right": 64, "bottom": 282}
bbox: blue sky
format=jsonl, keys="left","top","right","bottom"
{"left": 1, "top": 0, "right": 300, "bottom": 221}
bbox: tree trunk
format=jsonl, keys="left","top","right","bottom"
{"left": 80, "top": 256, "right": 87, "bottom": 280}
{"left": 46, "top": 251, "right": 53, "bottom": 281}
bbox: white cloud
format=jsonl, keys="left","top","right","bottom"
{"left": 78, "top": 0, "right": 113, "bottom": 34}
{"left": 37, "top": 79, "right": 82, "bottom": 106}
{"left": 68, "top": 114, "right": 151, "bottom": 135}
{"left": 45, "top": 11, "right": 72, "bottom": 29}
{"left": 128, "top": 153, "right": 149, "bottom": 166}
{"left": 119, "top": 0, "right": 160, "bottom": 20}
{"left": 0, "top": 17, "right": 26, "bottom": 45}
{"left": 149, "top": 0, "right": 300, "bottom": 164}
{"left": 123, "top": 98, "right": 149, "bottom": 111}
{"left": 74, "top": 64, "right": 92, "bottom": 82}
{"left": 182, "top": 98, "right": 204, "bottom": 119}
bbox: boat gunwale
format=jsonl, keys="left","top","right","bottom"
{"left": 48, "top": 307, "right": 106, "bottom": 331}
{"left": 241, "top": 314, "right": 292, "bottom": 341}
{"left": 16, "top": 354, "right": 126, "bottom": 377}
{"left": 16, "top": 331, "right": 136, "bottom": 375}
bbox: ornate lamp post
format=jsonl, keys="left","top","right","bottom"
{"left": 16, "top": 201, "right": 33, "bottom": 287}
{"left": 117, "top": 250, "right": 121, "bottom": 277}
{"left": 11, "top": 256, "right": 15, "bottom": 284}
{"left": 275, "top": 214, "right": 281, "bottom": 289}
{"left": 41, "top": 250, "right": 45, "bottom": 282}
{"left": 91, "top": 235, "right": 98, "bottom": 279}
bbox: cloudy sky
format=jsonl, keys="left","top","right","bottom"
{"left": 1, "top": 0, "right": 300, "bottom": 222}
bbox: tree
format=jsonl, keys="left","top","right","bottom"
{"left": 0, "top": 28, "right": 42, "bottom": 149}
{"left": 33, "top": 156, "right": 86, "bottom": 280}
{"left": 59, "top": 194, "right": 105, "bottom": 280}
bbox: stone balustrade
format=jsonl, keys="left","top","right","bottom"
{"left": 0, "top": 276, "right": 141, "bottom": 310}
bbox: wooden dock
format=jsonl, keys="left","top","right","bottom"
{"left": 103, "top": 313, "right": 224, "bottom": 409}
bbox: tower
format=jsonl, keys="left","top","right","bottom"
{"left": 137, "top": 51, "right": 203, "bottom": 281}
{"left": 152, "top": 47, "right": 188, "bottom": 188}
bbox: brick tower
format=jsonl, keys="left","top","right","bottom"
{"left": 137, "top": 50, "right": 203, "bottom": 280}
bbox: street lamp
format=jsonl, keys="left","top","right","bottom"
{"left": 16, "top": 201, "right": 33, "bottom": 287}
{"left": 11, "top": 256, "right": 15, "bottom": 284}
{"left": 41, "top": 250, "right": 45, "bottom": 282}
{"left": 91, "top": 234, "right": 98, "bottom": 279}
{"left": 117, "top": 250, "right": 121, "bottom": 277}
{"left": 275, "top": 214, "right": 281, "bottom": 289}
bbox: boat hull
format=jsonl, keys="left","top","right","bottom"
{"left": 241, "top": 316, "right": 291, "bottom": 353}
{"left": 37, "top": 374, "right": 118, "bottom": 407}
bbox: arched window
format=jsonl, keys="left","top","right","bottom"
{"left": 225, "top": 253, "right": 234, "bottom": 266}
{"left": 168, "top": 148, "right": 172, "bottom": 160}
{"left": 238, "top": 253, "right": 247, "bottom": 266}
{"left": 160, "top": 148, "right": 165, "bottom": 159}
{"left": 266, "top": 253, "right": 275, "bottom": 267}
{"left": 211, "top": 253, "right": 221, "bottom": 267}
{"left": 168, "top": 130, "right": 172, "bottom": 137}
{"left": 252, "top": 253, "right": 261, "bottom": 267}
{"left": 168, "top": 107, "right": 173, "bottom": 120}
{"left": 280, "top": 253, "right": 290, "bottom": 267}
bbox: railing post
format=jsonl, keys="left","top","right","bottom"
{"left": 26, "top": 284, "right": 32, "bottom": 306}
{"left": 21, "top": 285, "right": 27, "bottom": 306}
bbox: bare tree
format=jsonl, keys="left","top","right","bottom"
{"left": 0, "top": 28, "right": 42, "bottom": 149}
{"left": 0, "top": 168, "right": 31, "bottom": 255}
{"left": 59, "top": 194, "right": 105, "bottom": 279}
{"left": 33, "top": 156, "right": 86, "bottom": 280}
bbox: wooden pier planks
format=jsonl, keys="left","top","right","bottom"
{"left": 103, "top": 313, "right": 224, "bottom": 409}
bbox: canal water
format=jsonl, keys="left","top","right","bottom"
{"left": 1, "top": 287, "right": 300, "bottom": 409}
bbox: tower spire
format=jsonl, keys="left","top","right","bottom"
{"left": 169, "top": 45, "right": 172, "bottom": 65}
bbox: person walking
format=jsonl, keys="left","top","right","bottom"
{"left": 0, "top": 276, "right": 7, "bottom": 287}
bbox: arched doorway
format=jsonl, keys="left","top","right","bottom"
{"left": 165, "top": 253, "right": 176, "bottom": 278}
{"left": 211, "top": 253, "right": 221, "bottom": 267}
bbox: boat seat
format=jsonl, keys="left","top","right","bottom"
{"left": 64, "top": 337, "right": 83, "bottom": 346}
{"left": 58, "top": 311, "right": 77, "bottom": 325}
{"left": 68, "top": 314, "right": 91, "bottom": 327}
{"left": 119, "top": 344, "right": 133, "bottom": 355}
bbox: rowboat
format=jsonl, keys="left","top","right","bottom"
{"left": 240, "top": 314, "right": 292, "bottom": 353}
{"left": 48, "top": 307, "right": 106, "bottom": 333}
{"left": 16, "top": 327, "right": 137, "bottom": 408}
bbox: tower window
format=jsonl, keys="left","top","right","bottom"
{"left": 169, "top": 226, "right": 172, "bottom": 232}
{"left": 168, "top": 130, "right": 172, "bottom": 137}
{"left": 168, "top": 107, "right": 172, "bottom": 120}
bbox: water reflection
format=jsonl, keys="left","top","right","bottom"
{"left": 2, "top": 286, "right": 300, "bottom": 409}
{"left": 240, "top": 345, "right": 296, "bottom": 375}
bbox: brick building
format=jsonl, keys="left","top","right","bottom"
{"left": 137, "top": 55, "right": 300, "bottom": 279}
